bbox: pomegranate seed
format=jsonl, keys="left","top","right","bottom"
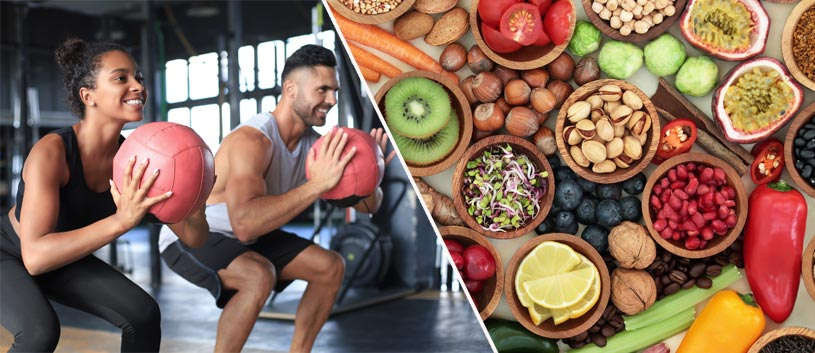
{"left": 692, "top": 212, "right": 706, "bottom": 228}
{"left": 671, "top": 181, "right": 687, "bottom": 189}
{"left": 685, "top": 237, "right": 701, "bottom": 250}
{"left": 712, "top": 220, "right": 727, "bottom": 235}
{"left": 672, "top": 230, "right": 682, "bottom": 240}
{"left": 714, "top": 192, "right": 726, "bottom": 205}
{"left": 654, "top": 219, "right": 667, "bottom": 231}
{"left": 722, "top": 186, "right": 736, "bottom": 200}
{"left": 696, "top": 184, "right": 710, "bottom": 196}
{"left": 682, "top": 220, "right": 698, "bottom": 231}
{"left": 660, "top": 177, "right": 670, "bottom": 188}
{"left": 723, "top": 200, "right": 736, "bottom": 207}
{"left": 703, "top": 211, "right": 717, "bottom": 221}
{"left": 702, "top": 191, "right": 715, "bottom": 209}
{"left": 700, "top": 240, "right": 708, "bottom": 248}
{"left": 717, "top": 205, "right": 729, "bottom": 220}
{"left": 661, "top": 190, "right": 672, "bottom": 203}
{"left": 669, "top": 195, "right": 682, "bottom": 210}
{"left": 725, "top": 214, "right": 737, "bottom": 227}
{"left": 686, "top": 162, "right": 696, "bottom": 171}
{"left": 688, "top": 200, "right": 698, "bottom": 215}
{"left": 685, "top": 177, "right": 699, "bottom": 195}
{"left": 668, "top": 169, "right": 677, "bottom": 182}
{"left": 714, "top": 168, "right": 726, "bottom": 182}
{"left": 674, "top": 190, "right": 689, "bottom": 200}
{"left": 677, "top": 164, "right": 688, "bottom": 180}
{"left": 680, "top": 200, "right": 689, "bottom": 217}
{"left": 654, "top": 185, "right": 663, "bottom": 195}
{"left": 660, "top": 227, "right": 673, "bottom": 239}
{"left": 700, "top": 167, "right": 713, "bottom": 183}
{"left": 668, "top": 219, "right": 678, "bottom": 230}
{"left": 701, "top": 227, "right": 714, "bottom": 240}
{"left": 651, "top": 195, "right": 662, "bottom": 209}
{"left": 686, "top": 230, "right": 700, "bottom": 237}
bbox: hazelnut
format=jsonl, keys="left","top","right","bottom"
{"left": 493, "top": 65, "right": 519, "bottom": 86}
{"left": 530, "top": 88, "right": 557, "bottom": 115}
{"left": 467, "top": 45, "right": 493, "bottom": 73}
{"left": 548, "top": 53, "right": 575, "bottom": 81}
{"left": 574, "top": 56, "right": 600, "bottom": 86}
{"left": 504, "top": 79, "right": 531, "bottom": 106}
{"left": 564, "top": 126, "right": 582, "bottom": 145}
{"left": 534, "top": 127, "right": 556, "bottom": 156}
{"left": 460, "top": 76, "right": 477, "bottom": 105}
{"left": 472, "top": 72, "right": 502, "bottom": 103}
{"left": 567, "top": 101, "right": 592, "bottom": 122}
{"left": 611, "top": 268, "right": 656, "bottom": 315}
{"left": 547, "top": 80, "right": 573, "bottom": 109}
{"left": 473, "top": 103, "right": 504, "bottom": 132}
{"left": 570, "top": 146, "right": 591, "bottom": 167}
{"left": 439, "top": 43, "right": 467, "bottom": 72}
{"left": 494, "top": 97, "right": 511, "bottom": 115}
{"left": 505, "top": 106, "right": 539, "bottom": 137}
{"left": 521, "top": 68, "right": 549, "bottom": 88}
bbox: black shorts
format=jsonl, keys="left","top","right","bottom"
{"left": 161, "top": 229, "right": 313, "bottom": 308}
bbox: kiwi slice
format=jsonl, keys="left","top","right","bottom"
{"left": 385, "top": 77, "right": 452, "bottom": 139}
{"left": 393, "top": 111, "right": 459, "bottom": 166}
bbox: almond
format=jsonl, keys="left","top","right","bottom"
{"left": 424, "top": 8, "right": 468, "bottom": 46}
{"left": 393, "top": 11, "right": 433, "bottom": 41}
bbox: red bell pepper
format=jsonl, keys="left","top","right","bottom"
{"left": 653, "top": 119, "right": 697, "bottom": 164}
{"left": 744, "top": 180, "right": 808, "bottom": 323}
{"left": 749, "top": 138, "right": 784, "bottom": 185}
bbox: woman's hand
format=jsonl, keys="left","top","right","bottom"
{"left": 109, "top": 156, "right": 172, "bottom": 230}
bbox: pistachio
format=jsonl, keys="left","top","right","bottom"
{"left": 587, "top": 94, "right": 604, "bottom": 109}
{"left": 571, "top": 145, "right": 591, "bottom": 167}
{"left": 611, "top": 104, "right": 633, "bottom": 126}
{"left": 593, "top": 159, "right": 617, "bottom": 173}
{"left": 614, "top": 123, "right": 626, "bottom": 138}
{"left": 614, "top": 155, "right": 633, "bottom": 168}
{"left": 627, "top": 110, "right": 646, "bottom": 130}
{"left": 637, "top": 130, "right": 648, "bottom": 145}
{"left": 606, "top": 137, "right": 624, "bottom": 159}
{"left": 622, "top": 90, "right": 643, "bottom": 110}
{"left": 567, "top": 101, "right": 592, "bottom": 122}
{"left": 604, "top": 101, "right": 621, "bottom": 116}
{"left": 576, "top": 119, "right": 597, "bottom": 139}
{"left": 623, "top": 135, "right": 643, "bottom": 160}
{"left": 591, "top": 108, "right": 606, "bottom": 121}
{"left": 596, "top": 117, "right": 615, "bottom": 142}
{"left": 598, "top": 84, "right": 622, "bottom": 101}
{"left": 564, "top": 125, "right": 583, "bottom": 145}
{"left": 631, "top": 112, "right": 652, "bottom": 136}
{"left": 582, "top": 140, "right": 608, "bottom": 164}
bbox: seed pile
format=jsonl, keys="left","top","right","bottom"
{"left": 793, "top": 6, "right": 815, "bottom": 82}
{"left": 759, "top": 335, "right": 815, "bottom": 353}
{"left": 340, "top": 0, "right": 402, "bottom": 15}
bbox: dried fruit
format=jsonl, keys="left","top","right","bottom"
{"left": 712, "top": 57, "right": 804, "bottom": 143}
{"left": 608, "top": 221, "right": 656, "bottom": 269}
{"left": 611, "top": 268, "right": 657, "bottom": 315}
{"left": 679, "top": 0, "right": 769, "bottom": 61}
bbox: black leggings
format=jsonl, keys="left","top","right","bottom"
{"left": 1, "top": 222, "right": 161, "bottom": 352}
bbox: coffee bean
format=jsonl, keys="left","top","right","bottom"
{"left": 715, "top": 256, "right": 730, "bottom": 267}
{"left": 807, "top": 139, "right": 815, "bottom": 149}
{"left": 807, "top": 159, "right": 815, "bottom": 168}
{"left": 574, "top": 331, "right": 588, "bottom": 342}
{"left": 590, "top": 325, "right": 601, "bottom": 333}
{"left": 696, "top": 277, "right": 713, "bottom": 289}
{"left": 664, "top": 282, "right": 681, "bottom": 295}
{"left": 669, "top": 270, "right": 688, "bottom": 284}
{"left": 797, "top": 159, "right": 806, "bottom": 170}
{"left": 804, "top": 130, "right": 815, "bottom": 140}
{"left": 662, "top": 253, "right": 672, "bottom": 262}
{"left": 678, "top": 257, "right": 692, "bottom": 266}
{"left": 689, "top": 263, "right": 706, "bottom": 278}
{"left": 610, "top": 319, "right": 624, "bottom": 329}
{"left": 682, "top": 279, "right": 696, "bottom": 289}
{"left": 728, "top": 252, "right": 741, "bottom": 265}
{"left": 662, "top": 274, "right": 672, "bottom": 285}
{"left": 705, "top": 264, "right": 722, "bottom": 277}
{"left": 591, "top": 334, "right": 607, "bottom": 347}
{"left": 796, "top": 138, "right": 807, "bottom": 147}
{"left": 803, "top": 165, "right": 813, "bottom": 179}
{"left": 602, "top": 326, "right": 615, "bottom": 337}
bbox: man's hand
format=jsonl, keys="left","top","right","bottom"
{"left": 307, "top": 128, "right": 356, "bottom": 193}
{"left": 370, "top": 128, "right": 396, "bottom": 165}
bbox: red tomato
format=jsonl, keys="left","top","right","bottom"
{"left": 529, "top": 0, "right": 552, "bottom": 14}
{"left": 463, "top": 245, "right": 496, "bottom": 280}
{"left": 481, "top": 22, "right": 522, "bottom": 53}
{"left": 500, "top": 3, "right": 544, "bottom": 46}
{"left": 443, "top": 239, "right": 464, "bottom": 253}
{"left": 478, "top": 0, "right": 519, "bottom": 28}
{"left": 534, "top": 29, "right": 551, "bottom": 46}
{"left": 543, "top": 0, "right": 574, "bottom": 45}
{"left": 749, "top": 138, "right": 784, "bottom": 185}
{"left": 450, "top": 251, "right": 465, "bottom": 270}
{"left": 653, "top": 118, "right": 697, "bottom": 164}
{"left": 465, "top": 278, "right": 485, "bottom": 293}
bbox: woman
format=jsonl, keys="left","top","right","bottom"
{"left": 0, "top": 38, "right": 209, "bottom": 352}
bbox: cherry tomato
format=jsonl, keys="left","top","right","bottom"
{"left": 450, "top": 251, "right": 465, "bottom": 270}
{"left": 543, "top": 0, "right": 574, "bottom": 45}
{"left": 529, "top": 0, "right": 552, "bottom": 15}
{"left": 481, "top": 22, "right": 522, "bottom": 53}
{"left": 463, "top": 245, "right": 496, "bottom": 280}
{"left": 477, "top": 0, "right": 519, "bottom": 28}
{"left": 465, "top": 278, "right": 485, "bottom": 293}
{"left": 500, "top": 3, "right": 544, "bottom": 46}
{"left": 654, "top": 118, "right": 697, "bottom": 164}
{"left": 749, "top": 138, "right": 784, "bottom": 185}
{"left": 444, "top": 239, "right": 464, "bottom": 253}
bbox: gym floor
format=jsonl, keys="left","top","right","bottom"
{"left": 0, "top": 226, "right": 492, "bottom": 353}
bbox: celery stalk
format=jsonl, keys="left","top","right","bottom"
{"left": 570, "top": 308, "right": 696, "bottom": 353}
{"left": 624, "top": 264, "right": 741, "bottom": 331}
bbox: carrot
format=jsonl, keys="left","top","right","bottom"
{"left": 348, "top": 42, "right": 402, "bottom": 78}
{"left": 359, "top": 65, "right": 381, "bottom": 82}
{"left": 334, "top": 12, "right": 444, "bottom": 74}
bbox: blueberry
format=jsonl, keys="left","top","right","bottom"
{"left": 619, "top": 196, "right": 641, "bottom": 222}
{"left": 801, "top": 150, "right": 815, "bottom": 159}
{"left": 807, "top": 139, "right": 815, "bottom": 149}
{"left": 581, "top": 225, "right": 609, "bottom": 253}
{"left": 804, "top": 130, "right": 815, "bottom": 140}
{"left": 575, "top": 198, "right": 597, "bottom": 225}
{"left": 576, "top": 178, "right": 597, "bottom": 194}
{"left": 536, "top": 216, "right": 554, "bottom": 234}
{"left": 621, "top": 173, "right": 647, "bottom": 195}
{"left": 796, "top": 138, "right": 806, "bottom": 147}
{"left": 595, "top": 184, "right": 622, "bottom": 200}
{"left": 548, "top": 155, "right": 562, "bottom": 169}
{"left": 802, "top": 164, "right": 812, "bottom": 179}
{"left": 555, "top": 179, "right": 584, "bottom": 211}
{"left": 553, "top": 211, "right": 578, "bottom": 235}
{"left": 797, "top": 159, "right": 806, "bottom": 170}
{"left": 596, "top": 199, "right": 622, "bottom": 229}
{"left": 555, "top": 166, "right": 577, "bottom": 183}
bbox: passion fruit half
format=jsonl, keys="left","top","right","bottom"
{"left": 712, "top": 57, "right": 803, "bottom": 143}
{"left": 679, "top": 0, "right": 769, "bottom": 61}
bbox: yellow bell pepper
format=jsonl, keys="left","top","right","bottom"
{"left": 677, "top": 289, "right": 765, "bottom": 353}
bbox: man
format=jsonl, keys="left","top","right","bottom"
{"left": 158, "top": 44, "right": 395, "bottom": 353}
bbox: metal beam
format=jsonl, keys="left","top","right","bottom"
{"left": 227, "top": 0, "right": 241, "bottom": 130}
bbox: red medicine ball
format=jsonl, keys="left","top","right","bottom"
{"left": 113, "top": 122, "right": 215, "bottom": 223}
{"left": 306, "top": 127, "right": 385, "bottom": 207}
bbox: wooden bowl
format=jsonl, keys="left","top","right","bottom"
{"left": 747, "top": 327, "right": 815, "bottom": 353}
{"left": 451, "top": 135, "right": 555, "bottom": 239}
{"left": 325, "top": 0, "right": 415, "bottom": 25}
{"left": 582, "top": 0, "right": 687, "bottom": 43}
{"left": 803, "top": 235, "right": 815, "bottom": 303}
{"left": 555, "top": 79, "right": 661, "bottom": 184}
{"left": 782, "top": 0, "right": 815, "bottom": 92}
{"left": 469, "top": 0, "right": 575, "bottom": 70}
{"left": 504, "top": 233, "right": 611, "bottom": 339}
{"left": 375, "top": 71, "right": 473, "bottom": 176}
{"left": 641, "top": 153, "right": 748, "bottom": 258}
{"left": 784, "top": 101, "right": 815, "bottom": 198}
{"left": 439, "top": 226, "right": 504, "bottom": 320}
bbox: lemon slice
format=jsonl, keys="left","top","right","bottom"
{"left": 523, "top": 266, "right": 596, "bottom": 309}
{"left": 514, "top": 241, "right": 581, "bottom": 308}
{"left": 551, "top": 307, "right": 572, "bottom": 325}
{"left": 567, "top": 255, "right": 601, "bottom": 319}
{"left": 528, "top": 304, "right": 552, "bottom": 325}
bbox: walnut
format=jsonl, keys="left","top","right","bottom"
{"left": 608, "top": 221, "right": 656, "bottom": 269}
{"left": 611, "top": 268, "right": 656, "bottom": 315}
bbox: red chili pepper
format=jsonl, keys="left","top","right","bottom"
{"left": 749, "top": 138, "right": 784, "bottom": 185}
{"left": 744, "top": 180, "right": 808, "bottom": 323}
{"left": 653, "top": 119, "right": 697, "bottom": 164}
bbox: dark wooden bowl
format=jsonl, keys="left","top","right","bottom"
{"left": 747, "top": 327, "right": 815, "bottom": 353}
{"left": 439, "top": 226, "right": 503, "bottom": 320}
{"left": 803, "top": 235, "right": 815, "bottom": 303}
{"left": 469, "top": 0, "right": 575, "bottom": 70}
{"left": 784, "top": 102, "right": 815, "bottom": 199}
{"left": 782, "top": 0, "right": 815, "bottom": 91}
{"left": 582, "top": 0, "right": 687, "bottom": 43}
{"left": 451, "top": 135, "right": 555, "bottom": 239}
{"left": 375, "top": 71, "right": 473, "bottom": 176}
{"left": 555, "top": 79, "right": 661, "bottom": 184}
{"left": 326, "top": 0, "right": 416, "bottom": 25}
{"left": 504, "top": 233, "right": 611, "bottom": 339}
{"left": 641, "top": 153, "right": 748, "bottom": 259}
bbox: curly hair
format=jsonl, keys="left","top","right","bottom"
{"left": 280, "top": 44, "right": 336, "bottom": 83}
{"left": 55, "top": 38, "right": 131, "bottom": 117}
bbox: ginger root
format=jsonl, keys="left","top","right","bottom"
{"left": 414, "top": 178, "right": 464, "bottom": 226}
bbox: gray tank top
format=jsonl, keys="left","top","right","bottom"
{"left": 159, "top": 112, "right": 320, "bottom": 251}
